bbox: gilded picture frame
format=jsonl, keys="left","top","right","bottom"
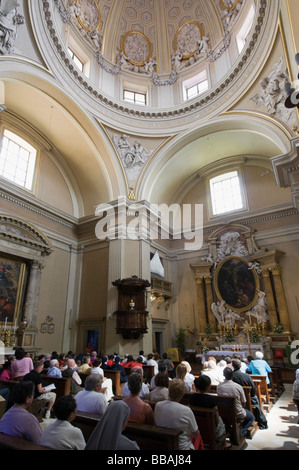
{"left": 214, "top": 256, "right": 259, "bottom": 312}
{"left": 121, "top": 31, "right": 152, "bottom": 66}
{"left": 75, "top": 0, "right": 101, "bottom": 33}
{"left": 220, "top": 0, "right": 240, "bottom": 12}
{"left": 0, "top": 254, "right": 26, "bottom": 326}
{"left": 174, "top": 20, "right": 204, "bottom": 60}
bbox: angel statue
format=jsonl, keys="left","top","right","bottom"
{"left": 246, "top": 290, "right": 269, "bottom": 325}
{"left": 211, "top": 300, "right": 242, "bottom": 327}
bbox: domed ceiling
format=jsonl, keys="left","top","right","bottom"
{"left": 67, "top": 0, "right": 253, "bottom": 77}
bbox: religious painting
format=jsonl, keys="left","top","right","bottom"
{"left": 0, "top": 254, "right": 26, "bottom": 325}
{"left": 214, "top": 256, "right": 259, "bottom": 312}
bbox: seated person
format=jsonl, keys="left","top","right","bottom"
{"left": 124, "top": 355, "right": 142, "bottom": 369}
{"left": 181, "top": 361, "right": 195, "bottom": 382}
{"left": 176, "top": 363, "right": 194, "bottom": 392}
{"left": 201, "top": 360, "right": 224, "bottom": 385}
{"left": 154, "top": 379, "right": 201, "bottom": 450}
{"left": 217, "top": 367, "right": 255, "bottom": 437}
{"left": 150, "top": 361, "right": 171, "bottom": 388}
{"left": 62, "top": 358, "right": 84, "bottom": 394}
{"left": 111, "top": 355, "right": 128, "bottom": 383}
{"left": 190, "top": 375, "right": 227, "bottom": 439}
{"left": 0, "top": 360, "right": 12, "bottom": 381}
{"left": 123, "top": 373, "right": 154, "bottom": 424}
{"left": 146, "top": 353, "right": 159, "bottom": 375}
{"left": 11, "top": 347, "right": 34, "bottom": 380}
{"left": 232, "top": 358, "right": 268, "bottom": 430}
{"left": 85, "top": 400, "right": 139, "bottom": 450}
{"left": 246, "top": 351, "right": 272, "bottom": 385}
{"left": 292, "top": 369, "right": 299, "bottom": 424}
{"left": 159, "top": 352, "right": 175, "bottom": 378}
{"left": 75, "top": 374, "right": 108, "bottom": 415}
{"left": 77, "top": 355, "right": 92, "bottom": 375}
{"left": 121, "top": 367, "right": 149, "bottom": 399}
{"left": 90, "top": 358, "right": 114, "bottom": 401}
{"left": 149, "top": 372, "right": 169, "bottom": 402}
{"left": 0, "top": 381, "right": 42, "bottom": 443}
{"left": 39, "top": 395, "right": 86, "bottom": 450}
{"left": 47, "top": 359, "right": 62, "bottom": 378}
{"left": 24, "top": 361, "right": 56, "bottom": 419}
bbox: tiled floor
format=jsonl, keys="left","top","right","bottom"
{"left": 245, "top": 384, "right": 299, "bottom": 450}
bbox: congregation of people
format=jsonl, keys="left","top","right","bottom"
{"left": 0, "top": 345, "right": 295, "bottom": 451}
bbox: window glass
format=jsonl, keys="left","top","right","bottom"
{"left": 0, "top": 129, "right": 37, "bottom": 190}
{"left": 210, "top": 171, "right": 244, "bottom": 215}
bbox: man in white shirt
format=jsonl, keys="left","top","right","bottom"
{"left": 217, "top": 367, "right": 255, "bottom": 436}
{"left": 75, "top": 374, "right": 108, "bottom": 415}
{"left": 90, "top": 358, "right": 114, "bottom": 401}
{"left": 146, "top": 353, "right": 159, "bottom": 375}
{"left": 154, "top": 379, "right": 200, "bottom": 450}
{"left": 40, "top": 395, "right": 86, "bottom": 450}
{"left": 201, "top": 360, "right": 224, "bottom": 385}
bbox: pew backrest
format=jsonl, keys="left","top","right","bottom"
{"left": 41, "top": 376, "right": 71, "bottom": 397}
{"left": 73, "top": 411, "right": 181, "bottom": 450}
{"left": 0, "top": 433, "right": 51, "bottom": 450}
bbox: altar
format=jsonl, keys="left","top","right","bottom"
{"left": 197, "top": 344, "right": 264, "bottom": 364}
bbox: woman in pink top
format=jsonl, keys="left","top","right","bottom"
{"left": 11, "top": 348, "right": 33, "bottom": 379}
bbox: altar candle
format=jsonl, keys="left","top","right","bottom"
{"left": 4, "top": 317, "right": 7, "bottom": 330}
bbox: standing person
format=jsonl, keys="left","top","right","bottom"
{"left": 11, "top": 347, "right": 33, "bottom": 380}
{"left": 0, "top": 381, "right": 42, "bottom": 443}
{"left": 247, "top": 351, "right": 272, "bottom": 385}
{"left": 39, "top": 395, "right": 86, "bottom": 450}
{"left": 147, "top": 353, "right": 159, "bottom": 375}
{"left": 154, "top": 379, "right": 202, "bottom": 450}
{"left": 85, "top": 401, "right": 139, "bottom": 450}
{"left": 24, "top": 361, "right": 56, "bottom": 419}
{"left": 217, "top": 367, "right": 255, "bottom": 437}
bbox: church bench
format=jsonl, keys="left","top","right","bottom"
{"left": 0, "top": 433, "right": 51, "bottom": 450}
{"left": 41, "top": 376, "right": 71, "bottom": 397}
{"left": 73, "top": 411, "right": 182, "bottom": 450}
{"left": 142, "top": 365, "right": 155, "bottom": 381}
{"left": 0, "top": 379, "right": 20, "bottom": 401}
{"left": 250, "top": 375, "right": 273, "bottom": 412}
{"left": 190, "top": 405, "right": 224, "bottom": 450}
{"left": 78, "top": 370, "right": 122, "bottom": 396}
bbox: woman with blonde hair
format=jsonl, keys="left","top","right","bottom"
{"left": 176, "top": 363, "right": 194, "bottom": 392}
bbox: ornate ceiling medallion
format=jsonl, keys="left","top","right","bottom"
{"left": 220, "top": 0, "right": 240, "bottom": 12}
{"left": 121, "top": 31, "right": 152, "bottom": 67}
{"left": 174, "top": 20, "right": 204, "bottom": 60}
{"left": 74, "top": 0, "right": 101, "bottom": 33}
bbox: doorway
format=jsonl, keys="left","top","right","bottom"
{"left": 154, "top": 331, "right": 163, "bottom": 356}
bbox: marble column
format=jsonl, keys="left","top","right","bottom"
{"left": 261, "top": 268, "right": 278, "bottom": 329}
{"left": 271, "top": 266, "right": 292, "bottom": 333}
{"left": 195, "top": 277, "right": 207, "bottom": 333}
{"left": 23, "top": 260, "right": 44, "bottom": 327}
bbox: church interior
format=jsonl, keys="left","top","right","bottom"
{"left": 0, "top": 0, "right": 299, "bottom": 451}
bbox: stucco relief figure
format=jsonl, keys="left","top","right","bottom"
{"left": 246, "top": 290, "right": 269, "bottom": 324}
{"left": 113, "top": 134, "right": 153, "bottom": 170}
{"left": 211, "top": 300, "right": 242, "bottom": 327}
{"left": 251, "top": 57, "right": 296, "bottom": 124}
{"left": 221, "top": 0, "right": 243, "bottom": 30}
{"left": 0, "top": 0, "right": 24, "bottom": 55}
{"left": 216, "top": 231, "right": 248, "bottom": 262}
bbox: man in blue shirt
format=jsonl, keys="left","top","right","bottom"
{"left": 248, "top": 351, "right": 272, "bottom": 384}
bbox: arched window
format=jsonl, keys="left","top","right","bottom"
{"left": 0, "top": 129, "right": 37, "bottom": 190}
{"left": 209, "top": 170, "right": 245, "bottom": 216}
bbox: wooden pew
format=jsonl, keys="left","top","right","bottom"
{"left": 0, "top": 433, "right": 51, "bottom": 450}
{"left": 190, "top": 405, "right": 223, "bottom": 450}
{"left": 142, "top": 365, "right": 155, "bottom": 382}
{"left": 73, "top": 411, "right": 182, "bottom": 450}
{"left": 78, "top": 370, "right": 122, "bottom": 397}
{"left": 41, "top": 376, "right": 71, "bottom": 397}
{"left": 215, "top": 395, "right": 247, "bottom": 449}
{"left": 250, "top": 375, "right": 273, "bottom": 412}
